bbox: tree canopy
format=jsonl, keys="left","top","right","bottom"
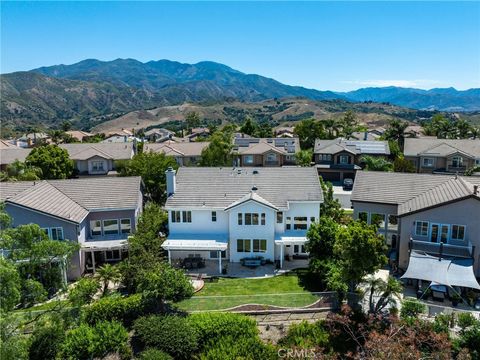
{"left": 25, "top": 145, "right": 74, "bottom": 179}
{"left": 200, "top": 127, "right": 235, "bottom": 166}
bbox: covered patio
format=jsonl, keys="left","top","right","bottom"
{"left": 275, "top": 234, "right": 308, "bottom": 268}
{"left": 81, "top": 239, "right": 128, "bottom": 274}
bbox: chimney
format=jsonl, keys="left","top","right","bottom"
{"left": 474, "top": 185, "right": 478, "bottom": 195}
{"left": 165, "top": 167, "right": 176, "bottom": 197}
{"left": 364, "top": 131, "right": 368, "bottom": 141}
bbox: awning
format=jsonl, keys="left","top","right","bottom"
{"left": 274, "top": 235, "right": 307, "bottom": 246}
{"left": 162, "top": 234, "right": 227, "bottom": 251}
{"left": 401, "top": 251, "right": 480, "bottom": 290}
{"left": 81, "top": 239, "right": 128, "bottom": 251}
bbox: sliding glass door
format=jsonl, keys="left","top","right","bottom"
{"left": 430, "top": 223, "right": 449, "bottom": 244}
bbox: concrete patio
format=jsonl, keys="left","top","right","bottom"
{"left": 178, "top": 259, "right": 309, "bottom": 278}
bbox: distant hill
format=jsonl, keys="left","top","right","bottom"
{"left": 1, "top": 58, "right": 479, "bottom": 130}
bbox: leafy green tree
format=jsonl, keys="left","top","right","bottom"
{"left": 185, "top": 112, "right": 201, "bottom": 133}
{"left": 200, "top": 129, "right": 234, "bottom": 166}
{"left": 68, "top": 277, "right": 100, "bottom": 307}
{"left": 255, "top": 122, "right": 273, "bottom": 137}
{"left": 20, "top": 279, "right": 47, "bottom": 308}
{"left": 0, "top": 258, "right": 21, "bottom": 311}
{"left": 337, "top": 110, "right": 362, "bottom": 139}
{"left": 97, "top": 264, "right": 121, "bottom": 295}
{"left": 361, "top": 155, "right": 393, "bottom": 172}
{"left": 294, "top": 118, "right": 326, "bottom": 149}
{"left": 25, "top": 145, "right": 74, "bottom": 179}
{"left": 138, "top": 349, "right": 173, "bottom": 360}
{"left": 455, "top": 118, "right": 472, "bottom": 139}
{"left": 384, "top": 119, "right": 415, "bottom": 151}
{"left": 119, "top": 151, "right": 178, "bottom": 204}
{"left": 295, "top": 149, "right": 313, "bottom": 166}
{"left": 319, "top": 177, "right": 344, "bottom": 222}
{"left": 240, "top": 116, "right": 257, "bottom": 136}
{"left": 28, "top": 320, "right": 66, "bottom": 360}
{"left": 61, "top": 121, "right": 72, "bottom": 132}
{"left": 393, "top": 156, "right": 416, "bottom": 173}
{"left": 0, "top": 160, "right": 42, "bottom": 181}
{"left": 322, "top": 119, "right": 341, "bottom": 139}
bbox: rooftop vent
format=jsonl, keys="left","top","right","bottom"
{"left": 253, "top": 170, "right": 259, "bottom": 175}
{"left": 252, "top": 186, "right": 258, "bottom": 191}
{"left": 474, "top": 185, "right": 478, "bottom": 195}
{"left": 237, "top": 169, "right": 242, "bottom": 175}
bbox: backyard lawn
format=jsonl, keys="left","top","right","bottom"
{"left": 177, "top": 273, "right": 321, "bottom": 311}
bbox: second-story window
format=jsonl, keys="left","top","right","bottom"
{"left": 294, "top": 217, "right": 308, "bottom": 230}
{"left": 120, "top": 219, "right": 131, "bottom": 234}
{"left": 182, "top": 211, "right": 192, "bottom": 223}
{"left": 286, "top": 217, "right": 291, "bottom": 230}
{"left": 451, "top": 225, "right": 466, "bottom": 241}
{"left": 212, "top": 211, "right": 217, "bottom": 222}
{"left": 238, "top": 213, "right": 243, "bottom": 225}
{"left": 261, "top": 213, "right": 265, "bottom": 225}
{"left": 452, "top": 156, "right": 463, "bottom": 168}
{"left": 320, "top": 154, "right": 331, "bottom": 161}
{"left": 415, "top": 221, "right": 429, "bottom": 236}
{"left": 339, "top": 155, "right": 350, "bottom": 164}
{"left": 91, "top": 220, "right": 102, "bottom": 236}
{"left": 171, "top": 211, "right": 181, "bottom": 223}
{"left": 277, "top": 212, "right": 283, "bottom": 223}
{"left": 103, "top": 219, "right": 119, "bottom": 235}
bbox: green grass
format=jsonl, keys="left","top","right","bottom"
{"left": 177, "top": 274, "right": 320, "bottom": 311}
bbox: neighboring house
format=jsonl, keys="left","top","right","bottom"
{"left": 233, "top": 138, "right": 299, "bottom": 167}
{"left": 101, "top": 135, "right": 140, "bottom": 143}
{"left": 0, "top": 176, "right": 143, "bottom": 279}
{"left": 404, "top": 138, "right": 480, "bottom": 174}
{"left": 275, "top": 127, "right": 295, "bottom": 138}
{"left": 0, "top": 148, "right": 32, "bottom": 171}
{"left": 144, "top": 128, "right": 174, "bottom": 143}
{"left": 0, "top": 140, "right": 20, "bottom": 149}
{"left": 350, "top": 131, "right": 382, "bottom": 141}
{"left": 65, "top": 130, "right": 94, "bottom": 142}
{"left": 186, "top": 127, "right": 210, "bottom": 142}
{"left": 314, "top": 139, "right": 391, "bottom": 182}
{"left": 143, "top": 141, "right": 209, "bottom": 166}
{"left": 351, "top": 171, "right": 480, "bottom": 278}
{"left": 59, "top": 143, "right": 135, "bottom": 175}
{"left": 16, "top": 133, "right": 50, "bottom": 148}
{"left": 162, "top": 167, "right": 323, "bottom": 273}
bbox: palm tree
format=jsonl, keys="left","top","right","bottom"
{"left": 364, "top": 276, "right": 403, "bottom": 314}
{"left": 97, "top": 264, "right": 121, "bottom": 295}
{"left": 471, "top": 126, "right": 480, "bottom": 139}
{"left": 455, "top": 118, "right": 472, "bottom": 139}
{"left": 360, "top": 155, "right": 393, "bottom": 172}
{"left": 384, "top": 119, "right": 415, "bottom": 151}
{"left": 323, "top": 119, "right": 341, "bottom": 139}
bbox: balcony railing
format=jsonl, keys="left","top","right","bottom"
{"left": 409, "top": 239, "right": 474, "bottom": 259}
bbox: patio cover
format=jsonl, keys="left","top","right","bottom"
{"left": 401, "top": 251, "right": 480, "bottom": 290}
{"left": 162, "top": 234, "right": 228, "bottom": 251}
{"left": 274, "top": 235, "right": 307, "bottom": 246}
{"left": 81, "top": 239, "right": 128, "bottom": 250}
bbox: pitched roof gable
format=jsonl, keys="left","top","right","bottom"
{"left": 224, "top": 191, "right": 279, "bottom": 211}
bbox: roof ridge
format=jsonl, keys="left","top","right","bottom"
{"left": 47, "top": 180, "right": 89, "bottom": 213}
{"left": 399, "top": 175, "right": 454, "bottom": 205}
{"left": 457, "top": 176, "right": 474, "bottom": 194}
{"left": 88, "top": 144, "right": 114, "bottom": 158}
{"left": 164, "top": 144, "right": 185, "bottom": 156}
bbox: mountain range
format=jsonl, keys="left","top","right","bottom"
{"left": 1, "top": 58, "right": 479, "bottom": 130}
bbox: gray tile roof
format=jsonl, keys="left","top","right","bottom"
{"left": 165, "top": 167, "right": 323, "bottom": 210}
{"left": 233, "top": 138, "right": 300, "bottom": 155}
{"left": 143, "top": 141, "right": 209, "bottom": 157}
{"left": 314, "top": 139, "right": 390, "bottom": 156}
{"left": 59, "top": 143, "right": 134, "bottom": 161}
{"left": 351, "top": 171, "right": 480, "bottom": 215}
{"left": 1, "top": 176, "right": 142, "bottom": 222}
{"left": 0, "top": 148, "right": 32, "bottom": 165}
{"left": 404, "top": 138, "right": 480, "bottom": 158}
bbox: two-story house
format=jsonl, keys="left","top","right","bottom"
{"left": 143, "top": 141, "right": 209, "bottom": 166}
{"left": 404, "top": 138, "right": 480, "bottom": 174}
{"left": 314, "top": 139, "right": 391, "bottom": 182}
{"left": 0, "top": 176, "right": 143, "bottom": 279}
{"left": 162, "top": 167, "right": 323, "bottom": 273}
{"left": 233, "top": 138, "right": 299, "bottom": 167}
{"left": 351, "top": 171, "right": 480, "bottom": 283}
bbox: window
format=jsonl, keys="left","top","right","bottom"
{"left": 415, "top": 221, "right": 429, "bottom": 236}
{"left": 451, "top": 225, "right": 466, "bottom": 241}
{"left": 105, "top": 249, "right": 121, "bottom": 261}
{"left": 422, "top": 158, "right": 434, "bottom": 167}
{"left": 237, "top": 239, "right": 251, "bottom": 253}
{"left": 50, "top": 227, "right": 64, "bottom": 240}
{"left": 294, "top": 245, "right": 306, "bottom": 254}
{"left": 320, "top": 154, "right": 331, "bottom": 162}
{"left": 182, "top": 211, "right": 192, "bottom": 223}
{"left": 261, "top": 213, "right": 266, "bottom": 225}
{"left": 286, "top": 217, "right": 291, "bottom": 230}
{"left": 294, "top": 217, "right": 308, "bottom": 230}
{"left": 238, "top": 213, "right": 243, "bottom": 225}
{"left": 211, "top": 211, "right": 217, "bottom": 222}
{"left": 358, "top": 212, "right": 368, "bottom": 223}
{"left": 103, "top": 219, "right": 119, "bottom": 235}
{"left": 476, "top": 159, "right": 480, "bottom": 165}
{"left": 210, "top": 250, "right": 226, "bottom": 259}
{"left": 339, "top": 155, "right": 350, "bottom": 164}
{"left": 252, "top": 213, "right": 259, "bottom": 225}
{"left": 120, "top": 219, "right": 131, "bottom": 234}
{"left": 266, "top": 153, "right": 277, "bottom": 162}
{"left": 171, "top": 211, "right": 181, "bottom": 223}
{"left": 245, "top": 213, "right": 252, "bottom": 225}
{"left": 91, "top": 160, "right": 104, "bottom": 172}
{"left": 276, "top": 212, "right": 283, "bottom": 224}
{"left": 452, "top": 156, "right": 463, "bottom": 168}
{"left": 90, "top": 220, "right": 102, "bottom": 236}
{"left": 253, "top": 239, "right": 267, "bottom": 253}
{"left": 244, "top": 155, "right": 254, "bottom": 165}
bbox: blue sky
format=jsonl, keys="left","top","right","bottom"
{"left": 1, "top": 1, "right": 479, "bottom": 91}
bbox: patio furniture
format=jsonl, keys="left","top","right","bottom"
{"left": 183, "top": 257, "right": 205, "bottom": 269}
{"left": 240, "top": 256, "right": 265, "bottom": 268}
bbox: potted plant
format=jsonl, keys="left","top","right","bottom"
{"left": 451, "top": 293, "right": 462, "bottom": 307}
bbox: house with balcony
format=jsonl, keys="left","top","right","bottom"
{"left": 143, "top": 141, "right": 209, "bottom": 166}
{"left": 162, "top": 167, "right": 323, "bottom": 273}
{"left": 404, "top": 138, "right": 480, "bottom": 174}
{"left": 351, "top": 171, "right": 480, "bottom": 282}
{"left": 314, "top": 139, "right": 390, "bottom": 182}
{"left": 233, "top": 138, "right": 299, "bottom": 167}
{"left": 0, "top": 176, "right": 143, "bottom": 279}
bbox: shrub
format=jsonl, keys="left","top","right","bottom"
{"left": 457, "top": 312, "right": 477, "bottom": 329}
{"left": 400, "top": 299, "right": 426, "bottom": 320}
{"left": 21, "top": 279, "right": 47, "bottom": 308}
{"left": 278, "top": 320, "right": 329, "bottom": 349}
{"left": 137, "top": 348, "right": 173, "bottom": 360}
{"left": 28, "top": 322, "right": 65, "bottom": 360}
{"left": 68, "top": 278, "right": 100, "bottom": 307}
{"left": 59, "top": 321, "right": 129, "bottom": 360}
{"left": 133, "top": 315, "right": 198, "bottom": 360}
{"left": 187, "top": 312, "right": 258, "bottom": 349}
{"left": 454, "top": 322, "right": 480, "bottom": 359}
{"left": 433, "top": 313, "right": 453, "bottom": 334}
{"left": 198, "top": 335, "right": 277, "bottom": 360}
{"left": 82, "top": 293, "right": 146, "bottom": 327}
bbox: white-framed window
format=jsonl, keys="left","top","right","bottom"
{"left": 253, "top": 239, "right": 267, "bottom": 253}
{"left": 210, "top": 250, "right": 226, "bottom": 259}
{"left": 120, "top": 219, "right": 131, "bottom": 234}
{"left": 339, "top": 155, "right": 350, "bottom": 164}
{"left": 50, "top": 227, "right": 64, "bottom": 240}
{"left": 90, "top": 220, "right": 102, "bottom": 236}
{"left": 105, "top": 249, "right": 121, "bottom": 261}
{"left": 277, "top": 212, "right": 283, "bottom": 224}
{"left": 294, "top": 217, "right": 308, "bottom": 230}
{"left": 91, "top": 160, "right": 105, "bottom": 172}
{"left": 286, "top": 217, "right": 291, "bottom": 230}
{"left": 261, "top": 213, "right": 266, "bottom": 225}
{"left": 237, "top": 239, "right": 251, "bottom": 253}
{"left": 211, "top": 211, "right": 217, "bottom": 222}
{"left": 320, "top": 154, "right": 332, "bottom": 162}
{"left": 294, "top": 245, "right": 306, "bottom": 254}
{"left": 171, "top": 211, "right": 181, "bottom": 223}
{"left": 244, "top": 155, "right": 254, "bottom": 165}
{"left": 103, "top": 219, "right": 119, "bottom": 235}
{"left": 238, "top": 213, "right": 243, "bottom": 225}
{"left": 415, "top": 221, "right": 429, "bottom": 236}
{"left": 182, "top": 211, "right": 192, "bottom": 223}
{"left": 451, "top": 225, "right": 466, "bottom": 241}
{"left": 422, "top": 157, "right": 434, "bottom": 167}
{"left": 452, "top": 156, "right": 464, "bottom": 168}
{"left": 266, "top": 153, "right": 277, "bottom": 162}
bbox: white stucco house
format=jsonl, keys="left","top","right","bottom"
{"left": 162, "top": 167, "right": 323, "bottom": 273}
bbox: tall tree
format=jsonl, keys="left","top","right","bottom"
{"left": 319, "top": 177, "right": 344, "bottom": 222}
{"left": 185, "top": 112, "right": 201, "bottom": 134}
{"left": 338, "top": 111, "right": 362, "bottom": 139}
{"left": 200, "top": 128, "right": 234, "bottom": 166}
{"left": 25, "top": 145, "right": 74, "bottom": 179}
{"left": 240, "top": 116, "right": 257, "bottom": 136}
{"left": 294, "top": 118, "right": 326, "bottom": 149}
{"left": 97, "top": 264, "right": 121, "bottom": 295}
{"left": 295, "top": 149, "right": 313, "bottom": 167}
{"left": 0, "top": 160, "right": 42, "bottom": 182}
{"left": 383, "top": 119, "right": 415, "bottom": 151}
{"left": 360, "top": 155, "right": 393, "bottom": 172}
{"left": 455, "top": 118, "right": 473, "bottom": 139}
